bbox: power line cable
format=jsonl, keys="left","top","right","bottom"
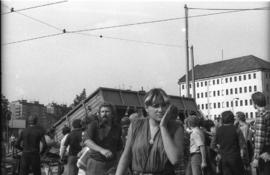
{"left": 1, "top": 0, "right": 68, "bottom": 15}
{"left": 67, "top": 7, "right": 269, "bottom": 33}
{"left": 2, "top": 32, "right": 65, "bottom": 45}
{"left": 3, "top": 7, "right": 269, "bottom": 45}
{"left": 75, "top": 32, "right": 183, "bottom": 48}
{"left": 15, "top": 11, "right": 63, "bottom": 31}
{"left": 189, "top": 7, "right": 269, "bottom": 10}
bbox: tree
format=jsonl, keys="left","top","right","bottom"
{"left": 1, "top": 94, "right": 11, "bottom": 142}
{"left": 70, "top": 88, "right": 87, "bottom": 108}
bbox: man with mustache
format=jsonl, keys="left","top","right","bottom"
{"left": 84, "top": 103, "right": 122, "bottom": 175}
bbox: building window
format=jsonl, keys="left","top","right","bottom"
{"left": 213, "top": 91, "right": 216, "bottom": 97}
{"left": 218, "top": 102, "right": 220, "bottom": 108}
{"left": 182, "top": 85, "right": 185, "bottom": 89}
{"left": 250, "top": 112, "right": 253, "bottom": 118}
{"left": 197, "top": 82, "right": 199, "bottom": 87}
{"left": 246, "top": 112, "right": 248, "bottom": 118}
{"left": 201, "top": 82, "right": 203, "bottom": 87}
{"left": 234, "top": 76, "right": 237, "bottom": 81}
{"left": 226, "top": 89, "right": 229, "bottom": 95}
{"left": 202, "top": 104, "right": 204, "bottom": 110}
{"left": 197, "top": 93, "right": 200, "bottom": 98}
{"left": 239, "top": 87, "right": 242, "bottom": 93}
{"left": 217, "top": 91, "right": 220, "bottom": 96}
{"left": 253, "top": 73, "right": 256, "bottom": 79}
{"left": 230, "top": 77, "right": 232, "bottom": 82}
{"left": 231, "top": 101, "right": 233, "bottom": 107}
{"left": 249, "top": 86, "right": 252, "bottom": 92}
{"left": 245, "top": 100, "right": 248, "bottom": 106}
{"left": 244, "top": 87, "right": 247, "bottom": 93}
{"left": 244, "top": 75, "right": 246, "bottom": 80}
{"left": 205, "top": 81, "right": 207, "bottom": 86}
{"left": 240, "top": 100, "right": 243, "bottom": 106}
{"left": 201, "top": 93, "right": 204, "bottom": 98}
{"left": 230, "top": 88, "right": 233, "bottom": 94}
{"left": 206, "top": 104, "right": 208, "bottom": 109}
{"left": 213, "top": 80, "right": 215, "bottom": 85}
{"left": 250, "top": 99, "right": 253, "bottom": 105}
{"left": 189, "top": 84, "right": 191, "bottom": 88}
{"left": 226, "top": 101, "right": 229, "bottom": 107}
{"left": 248, "top": 74, "right": 251, "bottom": 79}
{"left": 217, "top": 79, "right": 219, "bottom": 84}
{"left": 239, "top": 76, "right": 242, "bottom": 81}
{"left": 225, "top": 78, "right": 228, "bottom": 83}
{"left": 214, "top": 103, "right": 216, "bottom": 109}
{"left": 266, "top": 84, "right": 269, "bottom": 92}
{"left": 197, "top": 105, "right": 200, "bottom": 109}
{"left": 205, "top": 92, "right": 208, "bottom": 97}
{"left": 235, "top": 100, "right": 238, "bottom": 107}
{"left": 235, "top": 88, "right": 238, "bottom": 94}
{"left": 254, "top": 85, "right": 257, "bottom": 92}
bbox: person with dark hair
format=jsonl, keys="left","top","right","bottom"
{"left": 61, "top": 119, "right": 82, "bottom": 175}
{"left": 211, "top": 110, "right": 246, "bottom": 175}
{"left": 251, "top": 92, "right": 270, "bottom": 175}
{"left": 116, "top": 88, "right": 185, "bottom": 175}
{"left": 84, "top": 103, "right": 122, "bottom": 175}
{"left": 15, "top": 115, "right": 47, "bottom": 175}
{"left": 185, "top": 115, "right": 207, "bottom": 175}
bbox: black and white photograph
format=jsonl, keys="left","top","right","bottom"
{"left": 1, "top": 0, "right": 270, "bottom": 175}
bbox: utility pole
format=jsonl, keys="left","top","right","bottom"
{"left": 184, "top": 4, "right": 190, "bottom": 98}
{"left": 190, "top": 45, "right": 195, "bottom": 100}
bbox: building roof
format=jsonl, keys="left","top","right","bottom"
{"left": 53, "top": 87, "right": 198, "bottom": 127}
{"left": 178, "top": 55, "right": 270, "bottom": 83}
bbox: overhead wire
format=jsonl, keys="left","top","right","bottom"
{"left": 188, "top": 7, "right": 269, "bottom": 10}
{"left": 2, "top": 33, "right": 65, "bottom": 45}
{"left": 1, "top": 0, "right": 68, "bottom": 15}
{"left": 3, "top": 6, "right": 269, "bottom": 46}
{"left": 15, "top": 11, "right": 63, "bottom": 31}
{"left": 67, "top": 7, "right": 269, "bottom": 33}
{"left": 75, "top": 32, "right": 183, "bottom": 48}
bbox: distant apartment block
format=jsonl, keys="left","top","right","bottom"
{"left": 9, "top": 100, "right": 48, "bottom": 129}
{"left": 178, "top": 55, "right": 270, "bottom": 120}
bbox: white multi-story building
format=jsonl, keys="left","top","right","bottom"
{"left": 178, "top": 55, "right": 270, "bottom": 120}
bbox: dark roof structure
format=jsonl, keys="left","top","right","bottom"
{"left": 178, "top": 55, "right": 270, "bottom": 83}
{"left": 53, "top": 87, "right": 197, "bottom": 128}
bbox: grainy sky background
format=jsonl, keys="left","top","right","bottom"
{"left": 2, "top": 0, "right": 270, "bottom": 105}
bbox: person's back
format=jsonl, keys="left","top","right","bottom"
{"left": 216, "top": 125, "right": 241, "bottom": 158}
{"left": 15, "top": 115, "right": 46, "bottom": 175}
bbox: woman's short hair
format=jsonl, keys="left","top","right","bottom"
{"left": 186, "top": 115, "right": 200, "bottom": 128}
{"left": 251, "top": 92, "right": 266, "bottom": 107}
{"left": 62, "top": 126, "right": 71, "bottom": 135}
{"left": 221, "top": 111, "right": 235, "bottom": 124}
{"left": 236, "top": 111, "right": 246, "bottom": 122}
{"left": 144, "top": 88, "right": 170, "bottom": 107}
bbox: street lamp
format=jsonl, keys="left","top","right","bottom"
{"left": 232, "top": 97, "right": 239, "bottom": 114}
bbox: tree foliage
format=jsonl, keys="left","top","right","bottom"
{"left": 1, "top": 94, "right": 11, "bottom": 130}
{"left": 71, "top": 88, "right": 87, "bottom": 108}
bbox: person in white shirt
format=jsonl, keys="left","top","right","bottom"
{"left": 59, "top": 126, "right": 71, "bottom": 161}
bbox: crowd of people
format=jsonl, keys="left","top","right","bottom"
{"left": 13, "top": 89, "right": 270, "bottom": 175}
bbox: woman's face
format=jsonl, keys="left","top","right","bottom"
{"left": 146, "top": 102, "right": 169, "bottom": 122}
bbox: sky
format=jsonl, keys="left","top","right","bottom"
{"left": 2, "top": 0, "right": 270, "bottom": 105}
